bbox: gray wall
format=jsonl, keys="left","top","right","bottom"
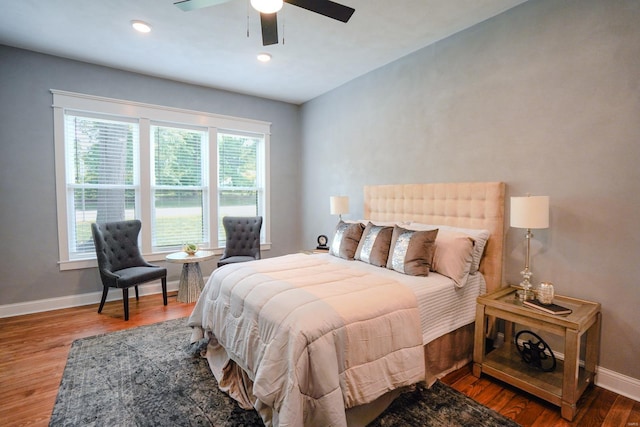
{"left": 300, "top": 0, "right": 640, "bottom": 379}
{"left": 0, "top": 45, "right": 301, "bottom": 304}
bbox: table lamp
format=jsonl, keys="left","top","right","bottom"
{"left": 330, "top": 196, "right": 349, "bottom": 221}
{"left": 510, "top": 195, "right": 549, "bottom": 300}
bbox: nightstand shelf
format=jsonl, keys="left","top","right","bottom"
{"left": 482, "top": 344, "right": 592, "bottom": 407}
{"left": 473, "top": 287, "right": 601, "bottom": 421}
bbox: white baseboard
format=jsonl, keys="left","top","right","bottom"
{"left": 595, "top": 366, "right": 640, "bottom": 402}
{"left": 3, "top": 292, "right": 638, "bottom": 403}
{"left": 494, "top": 332, "right": 640, "bottom": 402}
{"left": 0, "top": 279, "right": 182, "bottom": 318}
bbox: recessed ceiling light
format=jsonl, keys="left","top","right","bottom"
{"left": 257, "top": 53, "right": 272, "bottom": 63}
{"left": 131, "top": 20, "right": 152, "bottom": 33}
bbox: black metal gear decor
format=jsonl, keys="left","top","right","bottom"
{"left": 515, "top": 330, "right": 557, "bottom": 372}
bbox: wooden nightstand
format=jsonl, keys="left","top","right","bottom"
{"left": 473, "top": 287, "right": 601, "bottom": 421}
{"left": 300, "top": 248, "right": 330, "bottom": 254}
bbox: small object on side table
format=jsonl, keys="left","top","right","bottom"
{"left": 524, "top": 299, "right": 572, "bottom": 315}
{"left": 515, "top": 285, "right": 535, "bottom": 301}
{"left": 182, "top": 243, "right": 198, "bottom": 255}
{"left": 316, "top": 234, "right": 329, "bottom": 250}
{"left": 537, "top": 282, "right": 555, "bottom": 304}
{"left": 515, "top": 330, "right": 557, "bottom": 372}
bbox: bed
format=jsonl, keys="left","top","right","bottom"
{"left": 188, "top": 181, "right": 506, "bottom": 426}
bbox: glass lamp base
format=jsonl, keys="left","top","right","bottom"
{"left": 516, "top": 288, "right": 535, "bottom": 301}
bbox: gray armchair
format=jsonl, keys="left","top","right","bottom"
{"left": 91, "top": 220, "right": 167, "bottom": 321}
{"left": 218, "top": 216, "right": 263, "bottom": 268}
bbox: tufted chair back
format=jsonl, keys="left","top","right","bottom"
{"left": 218, "top": 216, "right": 262, "bottom": 267}
{"left": 92, "top": 220, "right": 147, "bottom": 285}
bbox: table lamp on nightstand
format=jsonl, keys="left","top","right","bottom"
{"left": 511, "top": 195, "right": 549, "bottom": 300}
{"left": 330, "top": 196, "right": 349, "bottom": 222}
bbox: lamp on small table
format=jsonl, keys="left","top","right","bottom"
{"left": 511, "top": 195, "right": 549, "bottom": 301}
{"left": 330, "top": 196, "right": 349, "bottom": 222}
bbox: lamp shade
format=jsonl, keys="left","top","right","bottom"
{"left": 510, "top": 196, "right": 549, "bottom": 229}
{"left": 330, "top": 196, "right": 349, "bottom": 215}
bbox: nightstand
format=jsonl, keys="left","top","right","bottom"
{"left": 300, "top": 248, "right": 329, "bottom": 255}
{"left": 473, "top": 287, "right": 601, "bottom": 421}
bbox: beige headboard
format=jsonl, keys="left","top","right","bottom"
{"left": 363, "top": 182, "right": 506, "bottom": 294}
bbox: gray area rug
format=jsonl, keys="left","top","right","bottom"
{"left": 50, "top": 318, "right": 520, "bottom": 426}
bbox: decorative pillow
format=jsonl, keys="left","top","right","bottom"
{"left": 329, "top": 221, "right": 365, "bottom": 260}
{"left": 386, "top": 226, "right": 438, "bottom": 276}
{"left": 431, "top": 230, "right": 475, "bottom": 287}
{"left": 355, "top": 222, "right": 394, "bottom": 267}
{"left": 408, "top": 223, "right": 490, "bottom": 273}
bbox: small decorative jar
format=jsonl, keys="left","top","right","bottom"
{"left": 537, "top": 282, "right": 555, "bottom": 305}
{"left": 182, "top": 243, "right": 198, "bottom": 255}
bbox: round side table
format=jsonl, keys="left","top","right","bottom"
{"left": 166, "top": 250, "right": 216, "bottom": 303}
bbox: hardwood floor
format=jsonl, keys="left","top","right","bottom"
{"left": 1, "top": 293, "right": 638, "bottom": 427}
{"left": 441, "top": 365, "right": 640, "bottom": 427}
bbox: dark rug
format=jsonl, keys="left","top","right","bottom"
{"left": 50, "top": 318, "right": 520, "bottom": 426}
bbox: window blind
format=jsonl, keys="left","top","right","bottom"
{"left": 217, "top": 132, "right": 263, "bottom": 244}
{"left": 64, "top": 114, "right": 138, "bottom": 258}
{"left": 152, "top": 125, "right": 208, "bottom": 249}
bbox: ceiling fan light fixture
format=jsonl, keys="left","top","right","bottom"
{"left": 131, "top": 20, "right": 152, "bottom": 33}
{"left": 257, "top": 53, "right": 272, "bottom": 62}
{"left": 250, "top": 0, "right": 283, "bottom": 14}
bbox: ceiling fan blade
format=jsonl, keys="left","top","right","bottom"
{"left": 285, "top": 0, "right": 355, "bottom": 23}
{"left": 174, "top": 0, "right": 232, "bottom": 12}
{"left": 260, "top": 13, "right": 279, "bottom": 46}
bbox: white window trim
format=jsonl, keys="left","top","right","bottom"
{"left": 52, "top": 90, "right": 271, "bottom": 271}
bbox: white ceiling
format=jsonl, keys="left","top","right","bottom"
{"left": 0, "top": 0, "right": 527, "bottom": 104}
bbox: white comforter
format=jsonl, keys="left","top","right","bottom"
{"left": 188, "top": 253, "right": 425, "bottom": 427}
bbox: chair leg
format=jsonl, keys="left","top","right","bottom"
{"left": 135, "top": 285, "right": 139, "bottom": 301}
{"left": 122, "top": 288, "right": 129, "bottom": 321}
{"left": 162, "top": 277, "right": 168, "bottom": 306}
{"left": 98, "top": 286, "right": 109, "bottom": 314}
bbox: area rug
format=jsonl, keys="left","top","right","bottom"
{"left": 50, "top": 318, "right": 520, "bottom": 426}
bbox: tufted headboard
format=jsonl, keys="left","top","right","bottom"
{"left": 363, "top": 182, "right": 506, "bottom": 294}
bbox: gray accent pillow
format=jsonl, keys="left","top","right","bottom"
{"left": 355, "top": 222, "right": 394, "bottom": 267}
{"left": 431, "top": 230, "right": 475, "bottom": 287}
{"left": 329, "top": 221, "right": 365, "bottom": 260}
{"left": 387, "top": 225, "right": 439, "bottom": 276}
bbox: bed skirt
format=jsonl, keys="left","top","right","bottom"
{"left": 423, "top": 322, "right": 475, "bottom": 387}
{"left": 197, "top": 322, "right": 475, "bottom": 426}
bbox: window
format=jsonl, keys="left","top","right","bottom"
{"left": 64, "top": 113, "right": 138, "bottom": 259}
{"left": 217, "top": 132, "right": 265, "bottom": 244}
{"left": 53, "top": 90, "right": 271, "bottom": 270}
{"left": 151, "top": 124, "right": 208, "bottom": 250}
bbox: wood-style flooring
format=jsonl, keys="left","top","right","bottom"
{"left": 1, "top": 292, "right": 638, "bottom": 426}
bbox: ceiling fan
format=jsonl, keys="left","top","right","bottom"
{"left": 174, "top": 0, "right": 355, "bottom": 46}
